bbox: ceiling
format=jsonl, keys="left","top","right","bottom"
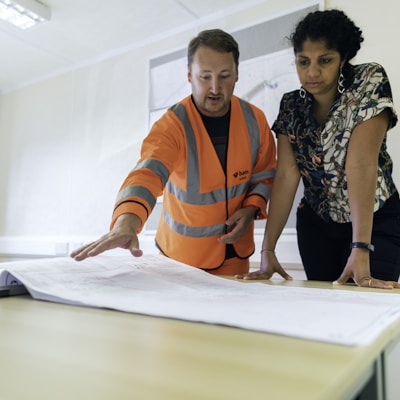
{"left": 0, "top": 0, "right": 266, "bottom": 93}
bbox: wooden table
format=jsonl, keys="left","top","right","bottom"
{"left": 0, "top": 279, "right": 399, "bottom": 400}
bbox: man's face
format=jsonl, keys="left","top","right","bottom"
{"left": 188, "top": 46, "right": 238, "bottom": 117}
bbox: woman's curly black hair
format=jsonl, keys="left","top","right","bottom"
{"left": 290, "top": 9, "right": 364, "bottom": 63}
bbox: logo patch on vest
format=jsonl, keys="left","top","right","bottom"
{"left": 233, "top": 170, "right": 249, "bottom": 180}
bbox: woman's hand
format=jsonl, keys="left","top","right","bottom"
{"left": 235, "top": 251, "right": 293, "bottom": 281}
{"left": 333, "top": 249, "right": 400, "bottom": 289}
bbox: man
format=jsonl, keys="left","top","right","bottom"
{"left": 71, "top": 29, "right": 276, "bottom": 276}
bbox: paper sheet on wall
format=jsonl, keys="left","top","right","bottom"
{"left": 1, "top": 254, "right": 400, "bottom": 347}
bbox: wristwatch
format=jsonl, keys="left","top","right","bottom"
{"left": 350, "top": 242, "right": 375, "bottom": 252}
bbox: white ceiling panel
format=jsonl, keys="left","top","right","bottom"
{"left": 0, "top": 0, "right": 266, "bottom": 93}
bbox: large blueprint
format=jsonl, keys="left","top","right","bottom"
{"left": 1, "top": 254, "right": 400, "bottom": 346}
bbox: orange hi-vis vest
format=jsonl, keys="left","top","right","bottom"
{"left": 112, "top": 95, "right": 276, "bottom": 269}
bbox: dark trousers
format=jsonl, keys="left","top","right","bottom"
{"left": 296, "top": 192, "right": 400, "bottom": 282}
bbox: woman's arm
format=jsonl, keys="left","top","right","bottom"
{"left": 335, "top": 109, "right": 400, "bottom": 288}
{"left": 236, "top": 134, "right": 300, "bottom": 280}
{"left": 262, "top": 134, "right": 301, "bottom": 253}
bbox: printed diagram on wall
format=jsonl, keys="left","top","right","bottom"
{"left": 148, "top": 47, "right": 299, "bottom": 129}
{"left": 235, "top": 48, "right": 299, "bottom": 127}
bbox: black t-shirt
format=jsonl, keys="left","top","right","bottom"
{"left": 200, "top": 111, "right": 230, "bottom": 169}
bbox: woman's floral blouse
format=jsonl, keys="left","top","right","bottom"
{"left": 272, "top": 62, "right": 398, "bottom": 222}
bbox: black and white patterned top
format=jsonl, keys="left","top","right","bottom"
{"left": 272, "top": 62, "right": 398, "bottom": 223}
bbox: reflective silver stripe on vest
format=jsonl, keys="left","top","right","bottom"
{"left": 251, "top": 168, "right": 276, "bottom": 181}
{"left": 170, "top": 103, "right": 201, "bottom": 194}
{"left": 239, "top": 99, "right": 276, "bottom": 201}
{"left": 238, "top": 98, "right": 259, "bottom": 168}
{"left": 166, "top": 180, "right": 248, "bottom": 205}
{"left": 163, "top": 208, "right": 226, "bottom": 237}
{"left": 116, "top": 185, "right": 157, "bottom": 210}
{"left": 133, "top": 158, "right": 170, "bottom": 186}
{"left": 116, "top": 159, "right": 168, "bottom": 209}
{"left": 247, "top": 168, "right": 276, "bottom": 199}
{"left": 249, "top": 181, "right": 272, "bottom": 200}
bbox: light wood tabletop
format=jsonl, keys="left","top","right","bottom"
{"left": 1, "top": 278, "right": 399, "bottom": 400}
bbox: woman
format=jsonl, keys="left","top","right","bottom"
{"left": 237, "top": 9, "right": 400, "bottom": 289}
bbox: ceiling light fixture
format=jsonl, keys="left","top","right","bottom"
{"left": 0, "top": 0, "right": 50, "bottom": 30}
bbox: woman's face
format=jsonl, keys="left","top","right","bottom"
{"left": 295, "top": 39, "right": 343, "bottom": 101}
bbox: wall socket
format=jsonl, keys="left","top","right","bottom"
{"left": 54, "top": 242, "right": 69, "bottom": 256}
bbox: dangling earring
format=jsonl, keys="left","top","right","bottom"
{"left": 337, "top": 68, "right": 345, "bottom": 94}
{"left": 299, "top": 87, "right": 306, "bottom": 99}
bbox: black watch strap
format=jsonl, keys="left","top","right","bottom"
{"left": 350, "top": 242, "right": 375, "bottom": 252}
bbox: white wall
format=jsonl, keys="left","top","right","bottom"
{"left": 0, "top": 0, "right": 399, "bottom": 261}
